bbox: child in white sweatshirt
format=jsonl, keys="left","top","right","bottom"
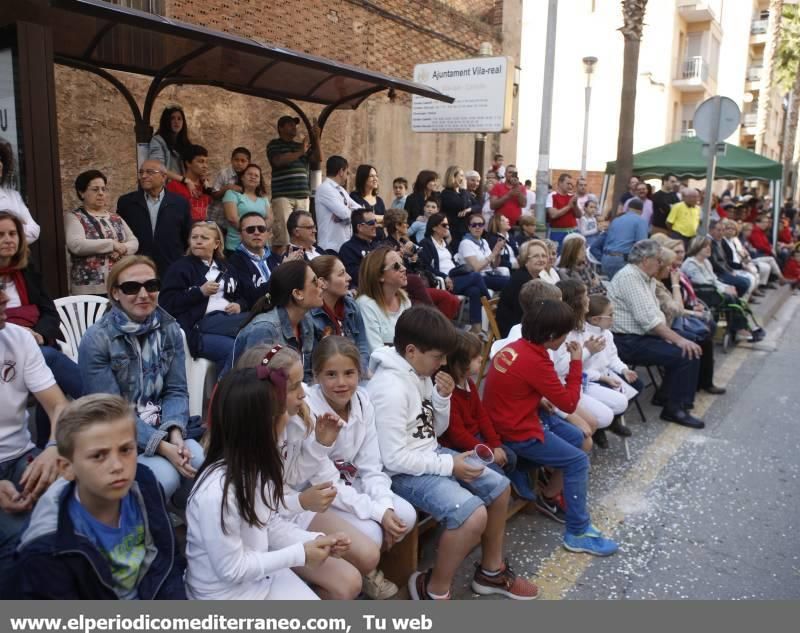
{"left": 305, "top": 336, "right": 417, "bottom": 599}
{"left": 185, "top": 368, "right": 349, "bottom": 600}
{"left": 233, "top": 344, "right": 367, "bottom": 600}
{"left": 367, "top": 305, "right": 539, "bottom": 602}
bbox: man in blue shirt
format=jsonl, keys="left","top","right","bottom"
{"left": 601, "top": 198, "right": 649, "bottom": 280}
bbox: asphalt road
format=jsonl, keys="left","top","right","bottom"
{"left": 444, "top": 294, "right": 800, "bottom": 600}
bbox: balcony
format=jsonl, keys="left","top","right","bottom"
{"left": 746, "top": 66, "right": 763, "bottom": 92}
{"left": 742, "top": 112, "right": 758, "bottom": 129}
{"left": 751, "top": 19, "right": 768, "bottom": 34}
{"left": 674, "top": 56, "right": 713, "bottom": 92}
{"left": 680, "top": 129, "right": 697, "bottom": 139}
{"left": 677, "top": 0, "right": 722, "bottom": 24}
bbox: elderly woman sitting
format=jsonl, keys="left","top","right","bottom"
{"left": 79, "top": 256, "right": 204, "bottom": 507}
{"left": 607, "top": 239, "right": 705, "bottom": 429}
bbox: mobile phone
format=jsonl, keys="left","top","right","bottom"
{"left": 214, "top": 272, "right": 224, "bottom": 283}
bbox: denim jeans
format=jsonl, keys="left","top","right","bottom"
{"left": 613, "top": 334, "right": 700, "bottom": 410}
{"left": 35, "top": 346, "right": 83, "bottom": 448}
{"left": 451, "top": 272, "right": 489, "bottom": 325}
{"left": 547, "top": 228, "right": 577, "bottom": 253}
{"left": 601, "top": 254, "right": 626, "bottom": 280}
{"left": 0, "top": 448, "right": 40, "bottom": 579}
{"left": 483, "top": 273, "right": 510, "bottom": 292}
{"left": 138, "top": 438, "right": 204, "bottom": 509}
{"left": 718, "top": 271, "right": 751, "bottom": 298}
{"left": 505, "top": 414, "right": 590, "bottom": 535}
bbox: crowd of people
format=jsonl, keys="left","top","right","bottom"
{"left": 0, "top": 107, "right": 794, "bottom": 601}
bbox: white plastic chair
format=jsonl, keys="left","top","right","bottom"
{"left": 54, "top": 295, "right": 110, "bottom": 363}
{"left": 180, "top": 329, "right": 216, "bottom": 419}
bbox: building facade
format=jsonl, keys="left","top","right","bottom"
{"left": 517, "top": 0, "right": 786, "bottom": 191}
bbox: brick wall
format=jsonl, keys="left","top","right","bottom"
{"left": 55, "top": 0, "right": 507, "bottom": 212}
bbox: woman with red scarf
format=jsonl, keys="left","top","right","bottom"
{"left": 0, "top": 211, "right": 83, "bottom": 445}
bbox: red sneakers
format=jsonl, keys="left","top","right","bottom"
{"left": 471, "top": 561, "right": 539, "bottom": 600}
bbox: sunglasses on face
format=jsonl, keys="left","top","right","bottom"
{"left": 359, "top": 220, "right": 378, "bottom": 226}
{"left": 297, "top": 224, "right": 316, "bottom": 230}
{"left": 383, "top": 262, "right": 405, "bottom": 272}
{"left": 243, "top": 225, "right": 269, "bottom": 234}
{"left": 116, "top": 279, "right": 160, "bottom": 295}
{"left": 440, "top": 223, "right": 450, "bottom": 228}
{"left": 469, "top": 222, "right": 485, "bottom": 228}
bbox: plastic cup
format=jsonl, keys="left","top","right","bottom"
{"left": 465, "top": 443, "right": 495, "bottom": 471}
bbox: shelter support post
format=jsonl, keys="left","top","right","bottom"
{"left": 15, "top": 21, "right": 68, "bottom": 297}
{"left": 772, "top": 178, "right": 782, "bottom": 248}
{"left": 474, "top": 133, "right": 486, "bottom": 181}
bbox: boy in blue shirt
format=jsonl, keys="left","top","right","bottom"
{"left": 13, "top": 394, "right": 186, "bottom": 599}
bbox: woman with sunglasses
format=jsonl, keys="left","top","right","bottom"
{"left": 159, "top": 222, "right": 249, "bottom": 373}
{"left": 456, "top": 212, "right": 511, "bottom": 291}
{"left": 419, "top": 213, "right": 491, "bottom": 335}
{"left": 65, "top": 170, "right": 139, "bottom": 296}
{"left": 356, "top": 247, "right": 412, "bottom": 354}
{"left": 79, "top": 256, "right": 205, "bottom": 507}
{"left": 222, "top": 163, "right": 270, "bottom": 252}
{"left": 0, "top": 210, "right": 82, "bottom": 447}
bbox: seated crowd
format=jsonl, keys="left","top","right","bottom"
{"left": 0, "top": 116, "right": 792, "bottom": 601}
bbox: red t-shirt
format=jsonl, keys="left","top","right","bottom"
{"left": 482, "top": 339, "right": 582, "bottom": 443}
{"left": 490, "top": 182, "right": 526, "bottom": 226}
{"left": 750, "top": 225, "right": 775, "bottom": 257}
{"left": 783, "top": 257, "right": 800, "bottom": 281}
{"left": 778, "top": 226, "right": 793, "bottom": 243}
{"left": 547, "top": 192, "right": 578, "bottom": 229}
{"left": 167, "top": 180, "right": 211, "bottom": 222}
{"left": 439, "top": 378, "right": 502, "bottom": 451}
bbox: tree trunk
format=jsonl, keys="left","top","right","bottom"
{"left": 611, "top": 0, "right": 648, "bottom": 215}
{"left": 756, "top": 0, "right": 784, "bottom": 155}
{"left": 783, "top": 68, "right": 800, "bottom": 196}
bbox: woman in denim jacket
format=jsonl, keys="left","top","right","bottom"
{"left": 78, "top": 256, "right": 204, "bottom": 507}
{"left": 309, "top": 255, "right": 370, "bottom": 373}
{"left": 233, "top": 259, "right": 323, "bottom": 381}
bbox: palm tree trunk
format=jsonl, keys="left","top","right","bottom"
{"left": 783, "top": 69, "right": 800, "bottom": 196}
{"left": 756, "top": 0, "right": 784, "bottom": 155}
{"left": 611, "top": 0, "right": 648, "bottom": 215}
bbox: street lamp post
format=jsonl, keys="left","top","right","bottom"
{"left": 580, "top": 56, "right": 598, "bottom": 179}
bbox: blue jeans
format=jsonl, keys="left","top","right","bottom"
{"left": 451, "top": 272, "right": 490, "bottom": 325}
{"left": 506, "top": 415, "right": 590, "bottom": 535}
{"left": 547, "top": 228, "right": 577, "bottom": 253}
{"left": 601, "top": 254, "right": 626, "bottom": 280}
{"left": 718, "top": 272, "right": 750, "bottom": 298}
{"left": 390, "top": 447, "right": 509, "bottom": 529}
{"left": 483, "top": 273, "right": 510, "bottom": 292}
{"left": 613, "top": 334, "right": 700, "bottom": 410}
{"left": 0, "top": 448, "right": 40, "bottom": 578}
{"left": 138, "top": 439, "right": 204, "bottom": 509}
{"left": 36, "top": 346, "right": 83, "bottom": 448}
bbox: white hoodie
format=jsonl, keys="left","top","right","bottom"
{"left": 366, "top": 346, "right": 452, "bottom": 477}
{"left": 304, "top": 385, "right": 395, "bottom": 523}
{"left": 185, "top": 465, "right": 323, "bottom": 600}
{"left": 278, "top": 410, "right": 331, "bottom": 520}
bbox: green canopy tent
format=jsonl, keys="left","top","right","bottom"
{"left": 601, "top": 137, "right": 783, "bottom": 242}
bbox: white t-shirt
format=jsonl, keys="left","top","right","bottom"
{"left": 434, "top": 239, "right": 455, "bottom": 275}
{"left": 578, "top": 215, "right": 599, "bottom": 236}
{"left": 2, "top": 277, "right": 21, "bottom": 308}
{"left": 0, "top": 323, "right": 56, "bottom": 462}
{"left": 525, "top": 190, "right": 536, "bottom": 215}
{"left": 204, "top": 261, "right": 231, "bottom": 314}
{"left": 314, "top": 178, "right": 360, "bottom": 252}
{"left": 457, "top": 237, "right": 491, "bottom": 270}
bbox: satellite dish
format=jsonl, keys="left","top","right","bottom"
{"left": 693, "top": 96, "right": 741, "bottom": 143}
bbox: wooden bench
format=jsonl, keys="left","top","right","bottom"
{"left": 379, "top": 494, "right": 533, "bottom": 588}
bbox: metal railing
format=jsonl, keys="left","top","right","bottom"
{"left": 680, "top": 129, "right": 697, "bottom": 139}
{"left": 742, "top": 112, "right": 758, "bottom": 127}
{"left": 680, "top": 57, "right": 708, "bottom": 81}
{"left": 751, "top": 19, "right": 768, "bottom": 34}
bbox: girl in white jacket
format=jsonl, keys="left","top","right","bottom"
{"left": 185, "top": 368, "right": 349, "bottom": 600}
{"left": 233, "top": 344, "right": 365, "bottom": 600}
{"left": 306, "top": 336, "right": 418, "bottom": 598}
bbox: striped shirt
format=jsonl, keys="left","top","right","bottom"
{"left": 266, "top": 138, "right": 310, "bottom": 199}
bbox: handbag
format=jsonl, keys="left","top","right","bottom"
{"left": 672, "top": 315, "right": 711, "bottom": 342}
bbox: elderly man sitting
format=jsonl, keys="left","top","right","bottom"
{"left": 607, "top": 240, "right": 705, "bottom": 429}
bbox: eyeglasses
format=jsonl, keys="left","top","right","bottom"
{"left": 359, "top": 220, "right": 378, "bottom": 226}
{"left": 243, "top": 225, "right": 270, "bottom": 234}
{"left": 440, "top": 223, "right": 450, "bottom": 228}
{"left": 383, "top": 262, "right": 406, "bottom": 272}
{"left": 469, "top": 222, "right": 485, "bottom": 228}
{"left": 138, "top": 169, "right": 162, "bottom": 176}
{"left": 115, "top": 279, "right": 160, "bottom": 295}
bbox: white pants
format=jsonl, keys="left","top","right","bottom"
{"left": 754, "top": 256, "right": 781, "bottom": 279}
{"left": 266, "top": 568, "right": 319, "bottom": 600}
{"left": 328, "top": 494, "right": 417, "bottom": 546}
{"left": 733, "top": 270, "right": 758, "bottom": 299}
{"left": 584, "top": 382, "right": 631, "bottom": 417}
{"left": 555, "top": 392, "right": 614, "bottom": 429}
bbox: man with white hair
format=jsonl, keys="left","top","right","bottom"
{"left": 464, "top": 170, "right": 481, "bottom": 198}
{"left": 608, "top": 239, "right": 705, "bottom": 429}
